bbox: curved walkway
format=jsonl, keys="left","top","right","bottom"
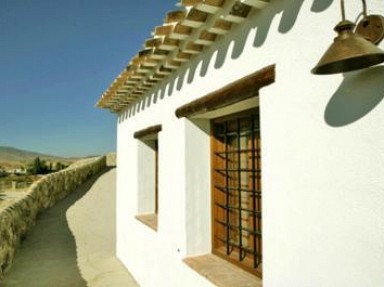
{"left": 1, "top": 169, "right": 139, "bottom": 287}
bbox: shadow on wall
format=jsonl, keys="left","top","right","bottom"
{"left": 311, "top": 0, "right": 333, "bottom": 13}
{"left": 118, "top": 0, "right": 334, "bottom": 123}
{"left": 324, "top": 66, "right": 384, "bottom": 127}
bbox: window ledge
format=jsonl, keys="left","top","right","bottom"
{"left": 135, "top": 214, "right": 158, "bottom": 231}
{"left": 183, "top": 254, "right": 262, "bottom": 287}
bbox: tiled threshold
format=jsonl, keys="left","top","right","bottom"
{"left": 184, "top": 254, "right": 262, "bottom": 287}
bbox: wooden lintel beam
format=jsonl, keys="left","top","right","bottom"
{"left": 175, "top": 64, "right": 275, "bottom": 118}
{"left": 134, "top": 124, "right": 162, "bottom": 139}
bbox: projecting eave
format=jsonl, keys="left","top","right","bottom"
{"left": 96, "top": 0, "right": 270, "bottom": 114}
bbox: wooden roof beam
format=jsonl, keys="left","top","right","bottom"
{"left": 131, "top": 49, "right": 154, "bottom": 66}
{"left": 121, "top": 82, "right": 137, "bottom": 89}
{"left": 146, "top": 78, "right": 161, "bottom": 84}
{"left": 183, "top": 42, "right": 204, "bottom": 54}
{"left": 179, "top": 0, "right": 236, "bottom": 51}
{"left": 142, "top": 82, "right": 155, "bottom": 88}
{"left": 150, "top": 49, "right": 170, "bottom": 60}
{"left": 159, "top": 38, "right": 180, "bottom": 51}
{"left": 240, "top": 0, "right": 269, "bottom": 9}
{"left": 136, "top": 86, "right": 152, "bottom": 92}
{"left": 222, "top": 2, "right": 252, "bottom": 23}
{"left": 181, "top": 0, "right": 225, "bottom": 14}
{"left": 154, "top": 24, "right": 174, "bottom": 37}
{"left": 207, "top": 19, "right": 232, "bottom": 35}
{"left": 164, "top": 60, "right": 182, "bottom": 69}
{"left": 182, "top": 9, "right": 209, "bottom": 28}
{"left": 195, "top": 31, "right": 217, "bottom": 45}
{"left": 130, "top": 72, "right": 147, "bottom": 79}
{"left": 174, "top": 51, "right": 192, "bottom": 62}
{"left": 152, "top": 73, "right": 166, "bottom": 80}
{"left": 137, "top": 64, "right": 152, "bottom": 73}
{"left": 157, "top": 66, "right": 173, "bottom": 75}
{"left": 141, "top": 58, "right": 159, "bottom": 67}
{"left": 145, "top": 38, "right": 162, "bottom": 49}
{"left": 126, "top": 78, "right": 141, "bottom": 84}
{"left": 169, "top": 24, "right": 193, "bottom": 40}
{"left": 180, "top": 0, "right": 202, "bottom": 7}
{"left": 165, "top": 10, "right": 187, "bottom": 23}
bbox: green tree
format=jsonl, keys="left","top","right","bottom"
{"left": 56, "top": 161, "right": 63, "bottom": 171}
{"left": 55, "top": 161, "right": 68, "bottom": 171}
{"left": 30, "top": 157, "right": 43, "bottom": 175}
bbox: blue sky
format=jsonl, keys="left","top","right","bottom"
{"left": 0, "top": 0, "right": 177, "bottom": 157}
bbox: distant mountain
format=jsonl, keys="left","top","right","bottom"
{"left": 0, "top": 146, "right": 76, "bottom": 169}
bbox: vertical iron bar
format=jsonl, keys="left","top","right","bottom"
{"left": 257, "top": 118, "right": 262, "bottom": 267}
{"left": 155, "top": 140, "right": 159, "bottom": 214}
{"left": 251, "top": 115, "right": 258, "bottom": 268}
{"left": 237, "top": 118, "right": 243, "bottom": 260}
{"left": 224, "top": 122, "right": 231, "bottom": 255}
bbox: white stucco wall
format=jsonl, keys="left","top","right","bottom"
{"left": 116, "top": 1, "right": 384, "bottom": 286}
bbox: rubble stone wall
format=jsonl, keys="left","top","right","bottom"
{"left": 0, "top": 156, "right": 107, "bottom": 279}
{"left": 106, "top": 153, "right": 116, "bottom": 167}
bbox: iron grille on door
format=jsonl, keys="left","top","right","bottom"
{"left": 212, "top": 109, "right": 262, "bottom": 276}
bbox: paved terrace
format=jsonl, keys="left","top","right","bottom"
{"left": 1, "top": 169, "right": 139, "bottom": 287}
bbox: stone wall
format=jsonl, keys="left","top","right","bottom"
{"left": 106, "top": 152, "right": 116, "bottom": 167}
{"left": 0, "top": 156, "right": 107, "bottom": 279}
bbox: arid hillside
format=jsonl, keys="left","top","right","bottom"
{"left": 0, "top": 146, "right": 76, "bottom": 169}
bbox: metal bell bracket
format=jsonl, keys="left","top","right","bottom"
{"left": 342, "top": 0, "right": 384, "bottom": 45}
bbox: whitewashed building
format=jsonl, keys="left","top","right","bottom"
{"left": 97, "top": 0, "right": 384, "bottom": 286}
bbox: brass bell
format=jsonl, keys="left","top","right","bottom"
{"left": 312, "top": 0, "right": 384, "bottom": 75}
{"left": 312, "top": 20, "right": 384, "bottom": 74}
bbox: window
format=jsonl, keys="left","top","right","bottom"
{"left": 176, "top": 65, "right": 273, "bottom": 284}
{"left": 134, "top": 125, "right": 161, "bottom": 231}
{"left": 211, "top": 109, "right": 262, "bottom": 277}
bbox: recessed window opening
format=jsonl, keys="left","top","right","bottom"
{"left": 211, "top": 109, "right": 262, "bottom": 277}
{"left": 134, "top": 125, "right": 161, "bottom": 231}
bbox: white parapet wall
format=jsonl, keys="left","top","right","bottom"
{"left": 0, "top": 156, "right": 107, "bottom": 279}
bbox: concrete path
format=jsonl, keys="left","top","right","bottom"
{"left": 1, "top": 169, "right": 139, "bottom": 287}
